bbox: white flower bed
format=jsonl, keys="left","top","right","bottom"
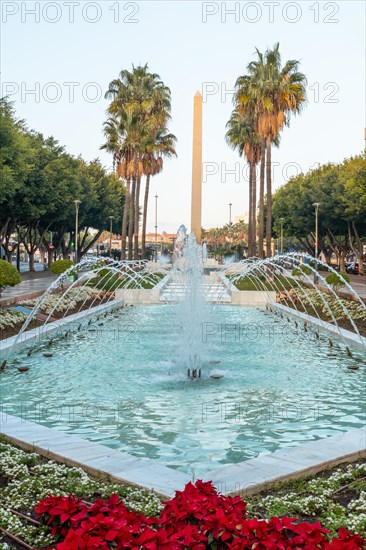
{"left": 0, "top": 309, "right": 27, "bottom": 331}
{"left": 0, "top": 439, "right": 162, "bottom": 548}
{"left": 248, "top": 462, "right": 366, "bottom": 537}
{"left": 295, "top": 288, "right": 366, "bottom": 323}
{"left": 20, "top": 286, "right": 103, "bottom": 315}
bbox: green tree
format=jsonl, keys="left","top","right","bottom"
{"left": 0, "top": 98, "right": 35, "bottom": 261}
{"left": 235, "top": 43, "right": 307, "bottom": 257}
{"left": 1, "top": 101, "right": 123, "bottom": 271}
{"left": 272, "top": 156, "right": 366, "bottom": 272}
{"left": 0, "top": 99, "right": 33, "bottom": 209}
{"left": 339, "top": 156, "right": 366, "bottom": 274}
{"left": 326, "top": 272, "right": 350, "bottom": 290}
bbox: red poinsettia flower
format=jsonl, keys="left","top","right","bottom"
{"left": 36, "top": 482, "right": 365, "bottom": 550}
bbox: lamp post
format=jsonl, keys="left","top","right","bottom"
{"left": 155, "top": 194, "right": 158, "bottom": 262}
{"left": 74, "top": 200, "right": 81, "bottom": 263}
{"left": 279, "top": 218, "right": 284, "bottom": 254}
{"left": 108, "top": 216, "right": 114, "bottom": 257}
{"left": 229, "top": 203, "right": 232, "bottom": 225}
{"left": 313, "top": 203, "right": 320, "bottom": 259}
{"left": 313, "top": 202, "right": 320, "bottom": 283}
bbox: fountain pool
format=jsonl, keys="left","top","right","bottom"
{"left": 1, "top": 303, "right": 365, "bottom": 477}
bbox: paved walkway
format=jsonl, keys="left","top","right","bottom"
{"left": 286, "top": 270, "right": 366, "bottom": 300}
{"left": 318, "top": 271, "right": 366, "bottom": 299}
{"left": 0, "top": 271, "right": 57, "bottom": 306}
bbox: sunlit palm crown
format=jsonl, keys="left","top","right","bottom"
{"left": 102, "top": 64, "right": 177, "bottom": 180}
{"left": 235, "top": 42, "right": 307, "bottom": 139}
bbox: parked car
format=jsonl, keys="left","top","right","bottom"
{"left": 345, "top": 262, "right": 366, "bottom": 275}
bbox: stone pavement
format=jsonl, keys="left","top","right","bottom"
{"left": 319, "top": 271, "right": 366, "bottom": 299}
{"left": 0, "top": 271, "right": 57, "bottom": 306}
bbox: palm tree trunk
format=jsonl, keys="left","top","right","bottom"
{"left": 258, "top": 138, "right": 266, "bottom": 258}
{"left": 121, "top": 177, "right": 131, "bottom": 261}
{"left": 265, "top": 135, "right": 272, "bottom": 257}
{"left": 134, "top": 177, "right": 141, "bottom": 260}
{"left": 141, "top": 174, "right": 150, "bottom": 260}
{"left": 252, "top": 162, "right": 257, "bottom": 257}
{"left": 248, "top": 163, "right": 253, "bottom": 257}
{"left": 128, "top": 178, "right": 136, "bottom": 260}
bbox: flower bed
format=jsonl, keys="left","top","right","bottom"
{"left": 231, "top": 275, "right": 297, "bottom": 292}
{"left": 248, "top": 461, "right": 366, "bottom": 539}
{"left": 279, "top": 288, "right": 366, "bottom": 337}
{"left": 294, "top": 288, "right": 366, "bottom": 323}
{"left": 230, "top": 272, "right": 366, "bottom": 336}
{"left": 35, "top": 481, "right": 364, "bottom": 549}
{"left": 0, "top": 439, "right": 365, "bottom": 549}
{"left": 0, "top": 438, "right": 161, "bottom": 549}
{"left": 0, "top": 310, "right": 27, "bottom": 331}
{"left": 0, "top": 287, "right": 114, "bottom": 341}
{"left": 0, "top": 309, "right": 41, "bottom": 341}
{"left": 19, "top": 287, "right": 108, "bottom": 317}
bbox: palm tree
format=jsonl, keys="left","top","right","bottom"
{"left": 141, "top": 129, "right": 176, "bottom": 259}
{"left": 236, "top": 43, "right": 307, "bottom": 256}
{"left": 258, "top": 137, "right": 266, "bottom": 258}
{"left": 103, "top": 64, "right": 175, "bottom": 260}
{"left": 101, "top": 108, "right": 146, "bottom": 260}
{"left": 226, "top": 110, "right": 261, "bottom": 257}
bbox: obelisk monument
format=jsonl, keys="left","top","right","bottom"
{"left": 191, "top": 91, "right": 202, "bottom": 243}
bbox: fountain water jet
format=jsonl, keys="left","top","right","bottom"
{"left": 221, "top": 253, "right": 366, "bottom": 352}
{"left": 172, "top": 231, "right": 211, "bottom": 378}
{"left": 5, "top": 258, "right": 170, "bottom": 364}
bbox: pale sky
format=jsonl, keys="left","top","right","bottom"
{"left": 1, "top": 1, "right": 365, "bottom": 233}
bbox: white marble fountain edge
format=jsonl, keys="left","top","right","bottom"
{"left": 0, "top": 414, "right": 364, "bottom": 499}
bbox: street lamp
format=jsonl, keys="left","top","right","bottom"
{"left": 155, "top": 194, "right": 158, "bottom": 262}
{"left": 229, "top": 203, "right": 232, "bottom": 225}
{"left": 279, "top": 218, "right": 284, "bottom": 254}
{"left": 313, "top": 203, "right": 320, "bottom": 259}
{"left": 74, "top": 200, "right": 81, "bottom": 263}
{"left": 108, "top": 216, "right": 114, "bottom": 257}
{"left": 313, "top": 202, "right": 320, "bottom": 284}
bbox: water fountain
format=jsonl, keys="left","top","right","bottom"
{"left": 1, "top": 241, "right": 365, "bottom": 477}
{"left": 172, "top": 230, "right": 209, "bottom": 378}
{"left": 2, "top": 244, "right": 365, "bottom": 378}
{"left": 3, "top": 257, "right": 170, "bottom": 365}
{"left": 220, "top": 253, "right": 366, "bottom": 353}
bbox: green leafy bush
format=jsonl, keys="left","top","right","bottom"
{"left": 89, "top": 269, "right": 164, "bottom": 291}
{"left": 98, "top": 274, "right": 124, "bottom": 291}
{"left": 292, "top": 264, "right": 312, "bottom": 279}
{"left": 96, "top": 267, "right": 114, "bottom": 279}
{"left": 0, "top": 259, "right": 21, "bottom": 296}
{"left": 50, "top": 259, "right": 75, "bottom": 276}
{"left": 326, "top": 272, "right": 350, "bottom": 290}
{"left": 88, "top": 268, "right": 124, "bottom": 291}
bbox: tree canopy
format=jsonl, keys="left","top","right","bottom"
{"left": 272, "top": 155, "right": 366, "bottom": 271}
{"left": 0, "top": 98, "right": 124, "bottom": 270}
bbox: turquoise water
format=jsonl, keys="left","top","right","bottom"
{"left": 1, "top": 305, "right": 365, "bottom": 476}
